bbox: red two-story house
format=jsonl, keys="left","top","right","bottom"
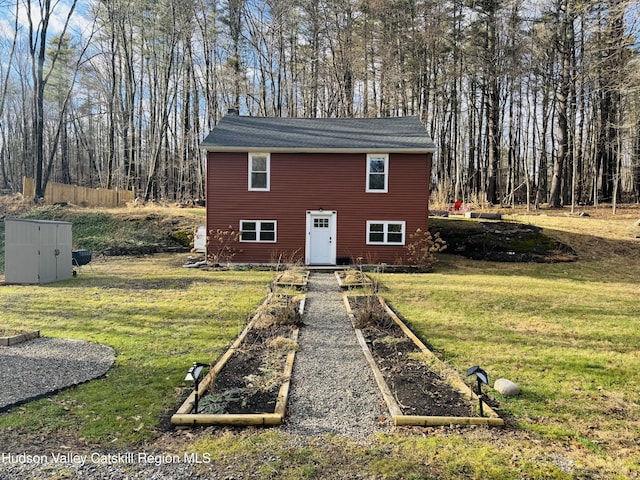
{"left": 201, "top": 113, "right": 435, "bottom": 265}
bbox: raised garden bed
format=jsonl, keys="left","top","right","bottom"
{"left": 344, "top": 295, "right": 503, "bottom": 427}
{"left": 171, "top": 293, "right": 304, "bottom": 426}
{"left": 0, "top": 329, "right": 40, "bottom": 346}
{"left": 335, "top": 269, "right": 373, "bottom": 289}
{"left": 273, "top": 269, "right": 309, "bottom": 289}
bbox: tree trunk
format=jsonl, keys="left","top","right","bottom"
{"left": 549, "top": 0, "right": 573, "bottom": 208}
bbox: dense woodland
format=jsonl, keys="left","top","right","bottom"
{"left": 0, "top": 0, "right": 639, "bottom": 207}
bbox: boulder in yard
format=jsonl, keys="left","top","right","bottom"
{"left": 494, "top": 378, "right": 520, "bottom": 396}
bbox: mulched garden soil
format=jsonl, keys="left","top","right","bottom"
{"left": 349, "top": 296, "right": 476, "bottom": 417}
{"left": 196, "top": 291, "right": 481, "bottom": 419}
{"left": 201, "top": 324, "right": 295, "bottom": 415}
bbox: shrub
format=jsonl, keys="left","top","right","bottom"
{"left": 207, "top": 226, "right": 240, "bottom": 265}
{"left": 405, "top": 228, "right": 447, "bottom": 270}
{"left": 171, "top": 229, "right": 193, "bottom": 247}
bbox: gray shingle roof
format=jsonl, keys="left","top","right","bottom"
{"left": 201, "top": 115, "right": 435, "bottom": 153}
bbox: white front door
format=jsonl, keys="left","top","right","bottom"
{"left": 306, "top": 210, "right": 337, "bottom": 265}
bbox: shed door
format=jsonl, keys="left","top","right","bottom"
{"left": 306, "top": 211, "right": 337, "bottom": 265}
{"left": 38, "top": 223, "right": 72, "bottom": 283}
{"left": 38, "top": 223, "right": 59, "bottom": 283}
{"left": 55, "top": 223, "right": 73, "bottom": 281}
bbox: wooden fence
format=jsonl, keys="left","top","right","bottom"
{"left": 23, "top": 177, "right": 135, "bottom": 208}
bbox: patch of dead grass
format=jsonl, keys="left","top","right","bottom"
{"left": 0, "top": 194, "right": 33, "bottom": 218}
{"left": 0, "top": 328, "right": 26, "bottom": 337}
{"left": 500, "top": 206, "right": 640, "bottom": 270}
{"left": 506, "top": 205, "right": 640, "bottom": 239}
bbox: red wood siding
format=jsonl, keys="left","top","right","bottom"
{"left": 206, "top": 152, "right": 431, "bottom": 264}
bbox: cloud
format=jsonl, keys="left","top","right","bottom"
{"left": 0, "top": 0, "right": 92, "bottom": 42}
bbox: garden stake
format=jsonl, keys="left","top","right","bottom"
{"left": 466, "top": 366, "right": 489, "bottom": 417}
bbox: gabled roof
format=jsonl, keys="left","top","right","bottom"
{"left": 201, "top": 115, "right": 435, "bottom": 153}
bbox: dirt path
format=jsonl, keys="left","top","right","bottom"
{"left": 282, "top": 272, "right": 386, "bottom": 440}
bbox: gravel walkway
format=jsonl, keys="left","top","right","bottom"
{"left": 283, "top": 272, "right": 386, "bottom": 440}
{"left": 0, "top": 337, "right": 115, "bottom": 412}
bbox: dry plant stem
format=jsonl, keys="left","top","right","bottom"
{"left": 207, "top": 225, "right": 240, "bottom": 265}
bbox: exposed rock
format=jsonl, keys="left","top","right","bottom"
{"left": 494, "top": 378, "right": 520, "bottom": 396}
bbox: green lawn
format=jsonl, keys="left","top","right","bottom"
{"left": 373, "top": 252, "right": 640, "bottom": 478}
{"left": 1, "top": 216, "right": 639, "bottom": 478}
{"left": 0, "top": 255, "right": 271, "bottom": 444}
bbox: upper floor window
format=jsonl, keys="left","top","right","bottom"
{"left": 249, "top": 153, "right": 270, "bottom": 191}
{"left": 366, "top": 154, "right": 388, "bottom": 193}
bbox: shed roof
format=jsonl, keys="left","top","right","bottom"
{"left": 5, "top": 218, "right": 72, "bottom": 225}
{"left": 201, "top": 115, "right": 435, "bottom": 153}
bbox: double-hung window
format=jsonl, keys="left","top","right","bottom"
{"left": 366, "top": 154, "right": 389, "bottom": 193}
{"left": 240, "top": 220, "right": 277, "bottom": 242}
{"left": 249, "top": 153, "right": 270, "bottom": 191}
{"left": 366, "top": 221, "right": 405, "bottom": 245}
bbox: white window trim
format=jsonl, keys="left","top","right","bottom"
{"left": 240, "top": 220, "right": 277, "bottom": 243}
{"left": 248, "top": 152, "right": 270, "bottom": 191}
{"left": 366, "top": 221, "right": 406, "bottom": 245}
{"left": 366, "top": 153, "right": 389, "bottom": 193}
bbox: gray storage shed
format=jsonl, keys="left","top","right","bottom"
{"left": 4, "top": 218, "right": 73, "bottom": 284}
